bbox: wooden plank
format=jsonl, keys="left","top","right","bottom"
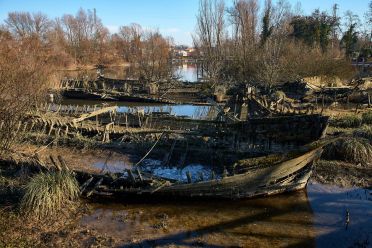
{"left": 72, "top": 106, "right": 117, "bottom": 123}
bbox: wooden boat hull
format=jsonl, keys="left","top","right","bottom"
{"left": 87, "top": 147, "right": 322, "bottom": 200}
{"left": 155, "top": 148, "right": 321, "bottom": 199}
{"left": 62, "top": 89, "right": 177, "bottom": 103}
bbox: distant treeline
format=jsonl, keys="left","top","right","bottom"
{"left": 0, "top": 1, "right": 371, "bottom": 84}
{"left": 194, "top": 0, "right": 372, "bottom": 87}
{"left": 0, "top": 9, "right": 173, "bottom": 82}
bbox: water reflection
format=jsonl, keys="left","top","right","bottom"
{"left": 60, "top": 63, "right": 198, "bottom": 82}
{"left": 117, "top": 105, "right": 212, "bottom": 119}
{"left": 174, "top": 64, "right": 198, "bottom": 82}
{"left": 81, "top": 184, "right": 371, "bottom": 247}
{"left": 61, "top": 99, "right": 214, "bottom": 119}
{"left": 307, "top": 183, "right": 372, "bottom": 247}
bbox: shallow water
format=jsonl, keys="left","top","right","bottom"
{"left": 174, "top": 64, "right": 198, "bottom": 82}
{"left": 61, "top": 99, "right": 214, "bottom": 119}
{"left": 93, "top": 159, "right": 219, "bottom": 182}
{"left": 61, "top": 63, "right": 198, "bottom": 82}
{"left": 80, "top": 183, "right": 372, "bottom": 247}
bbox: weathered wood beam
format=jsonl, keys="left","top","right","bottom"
{"left": 72, "top": 106, "right": 117, "bottom": 124}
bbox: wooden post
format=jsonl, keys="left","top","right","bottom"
{"left": 29, "top": 121, "right": 35, "bottom": 132}
{"left": 138, "top": 113, "right": 142, "bottom": 128}
{"left": 74, "top": 105, "right": 79, "bottom": 114}
{"left": 56, "top": 128, "right": 61, "bottom": 137}
{"left": 334, "top": 92, "right": 337, "bottom": 106}
{"left": 64, "top": 125, "right": 69, "bottom": 136}
{"left": 57, "top": 155, "right": 69, "bottom": 171}
{"left": 233, "top": 95, "right": 238, "bottom": 116}
{"left": 211, "top": 171, "right": 216, "bottom": 180}
{"left": 80, "top": 177, "right": 94, "bottom": 194}
{"left": 48, "top": 122, "right": 54, "bottom": 136}
{"left": 136, "top": 168, "right": 143, "bottom": 182}
{"left": 127, "top": 169, "right": 136, "bottom": 182}
{"left": 368, "top": 93, "right": 371, "bottom": 108}
{"left": 16, "top": 121, "right": 22, "bottom": 133}
{"left": 50, "top": 156, "right": 62, "bottom": 171}
{"left": 41, "top": 122, "right": 47, "bottom": 134}
{"left": 223, "top": 168, "right": 228, "bottom": 178}
{"left": 22, "top": 122, "right": 28, "bottom": 133}
{"left": 198, "top": 172, "right": 204, "bottom": 181}
{"left": 355, "top": 103, "right": 360, "bottom": 114}
{"left": 56, "top": 104, "right": 62, "bottom": 113}
{"left": 186, "top": 171, "right": 192, "bottom": 183}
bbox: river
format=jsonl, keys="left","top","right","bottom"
{"left": 61, "top": 63, "right": 199, "bottom": 82}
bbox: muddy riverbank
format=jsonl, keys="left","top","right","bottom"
{"left": 313, "top": 160, "right": 372, "bottom": 189}
{"left": 1, "top": 141, "right": 371, "bottom": 247}
{"left": 1, "top": 181, "right": 370, "bottom": 247}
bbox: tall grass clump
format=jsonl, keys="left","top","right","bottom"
{"left": 322, "top": 137, "right": 372, "bottom": 165}
{"left": 20, "top": 170, "right": 79, "bottom": 219}
{"left": 330, "top": 115, "right": 362, "bottom": 128}
{"left": 362, "top": 111, "right": 372, "bottom": 125}
{"left": 353, "top": 125, "right": 372, "bottom": 143}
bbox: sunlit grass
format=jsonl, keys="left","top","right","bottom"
{"left": 362, "top": 111, "right": 372, "bottom": 125}
{"left": 353, "top": 125, "right": 372, "bottom": 143}
{"left": 20, "top": 170, "right": 79, "bottom": 219}
{"left": 322, "top": 137, "right": 372, "bottom": 165}
{"left": 330, "top": 115, "right": 362, "bottom": 128}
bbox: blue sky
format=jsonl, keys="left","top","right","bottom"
{"left": 0, "top": 0, "right": 370, "bottom": 46}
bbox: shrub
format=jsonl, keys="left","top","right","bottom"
{"left": 322, "top": 137, "right": 372, "bottom": 165}
{"left": 0, "top": 35, "right": 51, "bottom": 154}
{"left": 20, "top": 170, "right": 79, "bottom": 219}
{"left": 330, "top": 115, "right": 362, "bottom": 128}
{"left": 353, "top": 125, "right": 372, "bottom": 143}
{"left": 362, "top": 111, "right": 372, "bottom": 125}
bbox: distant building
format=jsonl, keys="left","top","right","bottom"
{"left": 173, "top": 46, "right": 197, "bottom": 58}
{"left": 180, "top": 50, "right": 188, "bottom": 57}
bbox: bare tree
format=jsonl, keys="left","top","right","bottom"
{"left": 227, "top": 0, "right": 260, "bottom": 82}
{"left": 60, "top": 8, "right": 108, "bottom": 65}
{"left": 194, "top": 0, "right": 226, "bottom": 85}
{"left": 258, "top": 38, "right": 284, "bottom": 89}
{"left": 0, "top": 33, "right": 51, "bottom": 153}
{"left": 137, "top": 30, "right": 173, "bottom": 82}
{"left": 5, "top": 11, "right": 52, "bottom": 40}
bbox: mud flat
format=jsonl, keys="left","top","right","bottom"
{"left": 313, "top": 160, "right": 372, "bottom": 189}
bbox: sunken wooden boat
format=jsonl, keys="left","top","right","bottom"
{"left": 62, "top": 88, "right": 178, "bottom": 104}
{"left": 78, "top": 145, "right": 323, "bottom": 199}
